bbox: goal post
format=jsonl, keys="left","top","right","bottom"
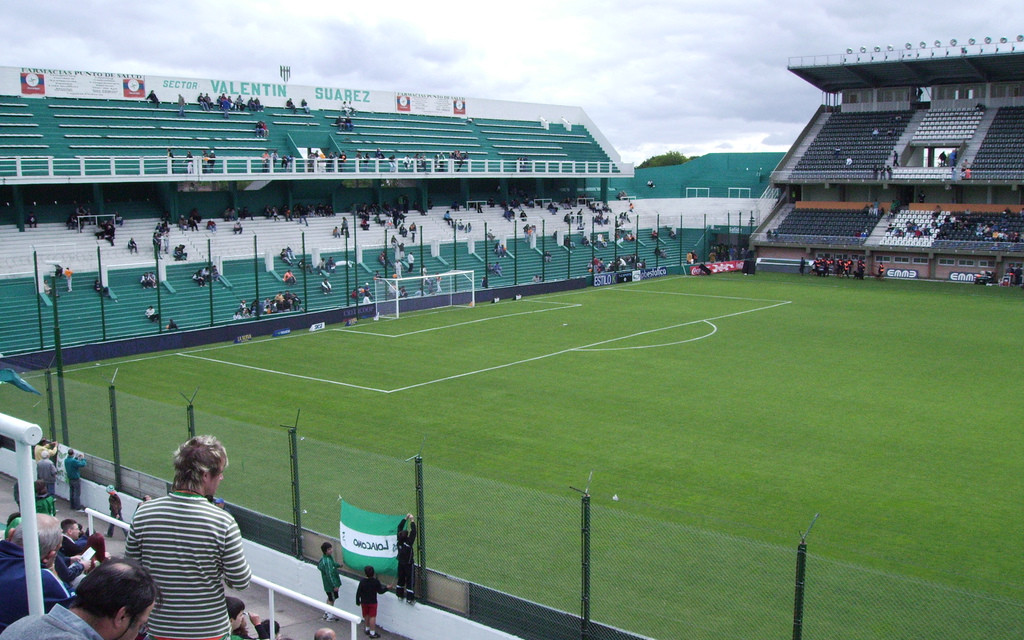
{"left": 373, "top": 269, "right": 476, "bottom": 319}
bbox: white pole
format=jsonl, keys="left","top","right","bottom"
{"left": 0, "top": 412, "right": 44, "bottom": 618}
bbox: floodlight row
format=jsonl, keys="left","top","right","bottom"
{"left": 845, "top": 35, "right": 1024, "bottom": 55}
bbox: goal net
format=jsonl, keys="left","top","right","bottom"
{"left": 373, "top": 269, "right": 476, "bottom": 319}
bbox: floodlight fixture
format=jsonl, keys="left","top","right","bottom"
{"left": 873, "top": 46, "right": 881, "bottom": 52}
{"left": 860, "top": 46, "right": 867, "bottom": 53}
{"left": 920, "top": 41, "right": 927, "bottom": 48}
{"left": 968, "top": 38, "right": 976, "bottom": 45}
{"left": 1000, "top": 37, "right": 1008, "bottom": 44}
{"left": 984, "top": 36, "right": 992, "bottom": 44}
{"left": 905, "top": 42, "right": 913, "bottom": 49}
{"left": 887, "top": 45, "right": 894, "bottom": 51}
{"left": 846, "top": 48, "right": 853, "bottom": 54}
{"left": 934, "top": 40, "right": 942, "bottom": 47}
{"left": 1017, "top": 35, "right": 1023, "bottom": 42}
{"left": 949, "top": 39, "right": 957, "bottom": 46}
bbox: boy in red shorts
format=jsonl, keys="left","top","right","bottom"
{"left": 355, "top": 565, "right": 390, "bottom": 638}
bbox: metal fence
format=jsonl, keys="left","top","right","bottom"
{"left": 3, "top": 372, "right": 1022, "bottom": 640}
{"left": 5, "top": 216, "right": 711, "bottom": 357}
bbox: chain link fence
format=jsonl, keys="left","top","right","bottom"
{"left": 3, "top": 372, "right": 1023, "bottom": 640}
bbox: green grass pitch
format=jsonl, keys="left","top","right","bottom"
{"left": 6, "top": 272, "right": 1023, "bottom": 638}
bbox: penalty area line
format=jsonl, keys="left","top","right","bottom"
{"left": 331, "top": 303, "right": 582, "bottom": 338}
{"left": 175, "top": 353, "right": 389, "bottom": 393}
{"left": 391, "top": 299, "right": 791, "bottom": 392}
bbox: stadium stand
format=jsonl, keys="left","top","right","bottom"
{"left": 790, "top": 110, "right": 912, "bottom": 179}
{"left": 965, "top": 106, "right": 1024, "bottom": 180}
{"left": 759, "top": 44, "right": 1024, "bottom": 281}
{"left": 910, "top": 107, "right": 984, "bottom": 145}
{"left": 0, "top": 94, "right": 618, "bottom": 178}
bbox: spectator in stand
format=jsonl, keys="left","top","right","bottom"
{"left": 0, "top": 557, "right": 158, "bottom": 640}
{"left": 317, "top": 542, "right": 342, "bottom": 621}
{"left": 105, "top": 485, "right": 124, "bottom": 538}
{"left": 355, "top": 566, "right": 390, "bottom": 639}
{"left": 0, "top": 514, "right": 75, "bottom": 632}
{"left": 64, "top": 450, "right": 87, "bottom": 511}
{"left": 146, "top": 90, "right": 160, "bottom": 107}
{"left": 144, "top": 306, "right": 159, "bottom": 323}
{"left": 225, "top": 596, "right": 278, "bottom": 640}
{"left": 126, "top": 435, "right": 251, "bottom": 640}
{"left": 37, "top": 450, "right": 57, "bottom": 498}
{"left": 32, "top": 480, "right": 55, "bottom": 518}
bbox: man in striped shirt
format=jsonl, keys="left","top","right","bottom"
{"left": 126, "top": 435, "right": 251, "bottom": 640}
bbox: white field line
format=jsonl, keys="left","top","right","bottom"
{"left": 333, "top": 302, "right": 581, "bottom": 338}
{"left": 388, "top": 300, "right": 791, "bottom": 393}
{"left": 54, "top": 286, "right": 790, "bottom": 395}
{"left": 175, "top": 353, "right": 389, "bottom": 393}
{"left": 576, "top": 320, "right": 718, "bottom": 351}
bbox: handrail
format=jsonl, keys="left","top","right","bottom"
{"left": 84, "top": 508, "right": 362, "bottom": 640}
{"left": 0, "top": 154, "right": 628, "bottom": 182}
{"left": 0, "top": 412, "right": 44, "bottom": 618}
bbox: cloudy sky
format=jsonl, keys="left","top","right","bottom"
{"left": 2, "top": 1, "right": 1021, "bottom": 164}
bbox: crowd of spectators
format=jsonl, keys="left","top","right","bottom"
{"left": 932, "top": 207, "right": 1024, "bottom": 244}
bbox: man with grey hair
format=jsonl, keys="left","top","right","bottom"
{"left": 0, "top": 557, "right": 158, "bottom": 640}
{"left": 127, "top": 435, "right": 250, "bottom": 640}
{"left": 0, "top": 514, "right": 75, "bottom": 632}
{"left": 313, "top": 628, "right": 336, "bottom": 640}
{"left": 36, "top": 451, "right": 57, "bottom": 498}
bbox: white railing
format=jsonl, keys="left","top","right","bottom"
{"left": 0, "top": 155, "right": 628, "bottom": 182}
{"left": 0, "top": 413, "right": 45, "bottom": 618}
{"left": 84, "top": 508, "right": 362, "bottom": 640}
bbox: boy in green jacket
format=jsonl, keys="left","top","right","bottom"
{"left": 317, "top": 541, "right": 342, "bottom": 621}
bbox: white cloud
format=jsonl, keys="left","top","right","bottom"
{"left": 1, "top": 0, "right": 1022, "bottom": 165}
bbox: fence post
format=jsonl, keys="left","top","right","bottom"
{"left": 253, "top": 235, "right": 261, "bottom": 314}
{"left": 793, "top": 514, "right": 819, "bottom": 640}
{"left": 207, "top": 238, "right": 215, "bottom": 327}
{"left": 414, "top": 455, "right": 427, "bottom": 602}
{"left": 541, "top": 220, "right": 546, "bottom": 282}
{"left": 566, "top": 217, "right": 572, "bottom": 281}
{"left": 97, "top": 246, "right": 107, "bottom": 341}
{"left": 288, "top": 424, "right": 302, "bottom": 558}
{"left": 580, "top": 490, "right": 591, "bottom": 640}
{"left": 109, "top": 371, "right": 122, "bottom": 490}
{"left": 571, "top": 474, "right": 592, "bottom": 640}
{"left": 513, "top": 222, "right": 518, "bottom": 286}
{"left": 44, "top": 369, "right": 56, "bottom": 442}
{"left": 33, "top": 251, "right": 44, "bottom": 350}
{"left": 50, "top": 276, "right": 69, "bottom": 445}
{"left": 181, "top": 388, "right": 198, "bottom": 439}
{"left": 301, "top": 232, "right": 308, "bottom": 310}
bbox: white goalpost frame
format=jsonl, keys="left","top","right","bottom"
{"left": 373, "top": 269, "right": 476, "bottom": 319}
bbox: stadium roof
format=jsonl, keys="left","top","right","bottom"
{"left": 788, "top": 47, "right": 1024, "bottom": 93}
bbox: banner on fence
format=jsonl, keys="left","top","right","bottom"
{"left": 633, "top": 266, "right": 668, "bottom": 281}
{"left": 339, "top": 500, "right": 405, "bottom": 575}
{"left": 689, "top": 260, "right": 743, "bottom": 275}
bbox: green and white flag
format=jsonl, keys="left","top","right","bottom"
{"left": 339, "top": 499, "right": 405, "bottom": 576}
